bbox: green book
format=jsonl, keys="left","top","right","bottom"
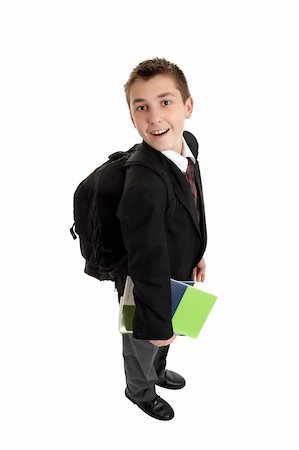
{"left": 119, "top": 277, "right": 218, "bottom": 339}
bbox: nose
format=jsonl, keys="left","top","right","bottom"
{"left": 148, "top": 107, "right": 162, "bottom": 125}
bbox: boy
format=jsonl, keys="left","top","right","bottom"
{"left": 116, "top": 58, "right": 207, "bottom": 421}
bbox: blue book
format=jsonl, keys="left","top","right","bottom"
{"left": 170, "top": 279, "right": 195, "bottom": 316}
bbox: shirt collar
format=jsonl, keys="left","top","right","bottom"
{"left": 161, "top": 137, "right": 196, "bottom": 173}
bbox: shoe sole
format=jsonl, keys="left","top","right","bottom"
{"left": 125, "top": 390, "right": 175, "bottom": 421}
{"left": 155, "top": 381, "right": 186, "bottom": 389}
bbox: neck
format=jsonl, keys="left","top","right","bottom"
{"left": 174, "top": 138, "right": 184, "bottom": 155}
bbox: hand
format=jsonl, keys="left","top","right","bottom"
{"left": 192, "top": 257, "right": 206, "bottom": 282}
{"left": 149, "top": 334, "right": 176, "bottom": 347}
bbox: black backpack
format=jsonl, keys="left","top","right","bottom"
{"left": 70, "top": 143, "right": 175, "bottom": 282}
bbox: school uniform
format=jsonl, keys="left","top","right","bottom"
{"left": 115, "top": 130, "right": 207, "bottom": 402}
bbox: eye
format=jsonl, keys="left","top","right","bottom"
{"left": 162, "top": 100, "right": 172, "bottom": 106}
{"left": 136, "top": 105, "right": 146, "bottom": 111}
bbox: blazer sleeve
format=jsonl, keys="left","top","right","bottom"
{"left": 116, "top": 173, "right": 173, "bottom": 340}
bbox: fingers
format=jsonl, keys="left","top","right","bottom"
{"left": 165, "top": 334, "right": 176, "bottom": 346}
{"left": 198, "top": 268, "right": 205, "bottom": 282}
{"left": 194, "top": 267, "right": 206, "bottom": 282}
{"left": 169, "top": 334, "right": 176, "bottom": 344}
{"left": 199, "top": 270, "right": 206, "bottom": 282}
{"left": 193, "top": 268, "right": 198, "bottom": 282}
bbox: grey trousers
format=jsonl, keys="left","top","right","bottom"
{"left": 122, "top": 333, "right": 170, "bottom": 402}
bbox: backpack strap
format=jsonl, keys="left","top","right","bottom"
{"left": 124, "top": 151, "right": 176, "bottom": 228}
{"left": 70, "top": 222, "right": 77, "bottom": 240}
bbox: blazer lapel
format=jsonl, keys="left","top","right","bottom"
{"left": 162, "top": 158, "right": 201, "bottom": 236}
{"left": 193, "top": 163, "right": 205, "bottom": 219}
{"left": 193, "top": 161, "right": 208, "bottom": 244}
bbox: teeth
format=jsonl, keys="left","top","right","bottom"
{"left": 151, "top": 129, "right": 168, "bottom": 135}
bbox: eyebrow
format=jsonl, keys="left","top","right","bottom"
{"left": 132, "top": 92, "right": 175, "bottom": 105}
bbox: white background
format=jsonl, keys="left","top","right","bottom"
{"left": 1, "top": 0, "right": 298, "bottom": 449}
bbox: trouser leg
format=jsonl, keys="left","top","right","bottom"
{"left": 153, "top": 344, "right": 170, "bottom": 379}
{"left": 122, "top": 333, "right": 169, "bottom": 402}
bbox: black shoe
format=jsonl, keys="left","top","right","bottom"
{"left": 156, "top": 369, "right": 186, "bottom": 390}
{"left": 125, "top": 389, "right": 174, "bottom": 421}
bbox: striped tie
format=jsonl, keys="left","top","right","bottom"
{"left": 185, "top": 157, "right": 199, "bottom": 222}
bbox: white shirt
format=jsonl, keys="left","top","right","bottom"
{"left": 161, "top": 137, "right": 195, "bottom": 173}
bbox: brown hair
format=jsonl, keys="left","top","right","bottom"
{"left": 124, "top": 58, "right": 191, "bottom": 106}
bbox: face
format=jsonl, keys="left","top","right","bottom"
{"left": 128, "top": 74, "right": 193, "bottom": 154}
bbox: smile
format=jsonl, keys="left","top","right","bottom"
{"left": 150, "top": 128, "right": 170, "bottom": 136}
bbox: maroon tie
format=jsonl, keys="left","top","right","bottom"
{"left": 185, "top": 157, "right": 199, "bottom": 222}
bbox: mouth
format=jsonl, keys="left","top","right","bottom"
{"left": 149, "top": 128, "right": 170, "bottom": 137}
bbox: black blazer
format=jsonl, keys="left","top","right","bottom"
{"left": 116, "top": 131, "right": 207, "bottom": 340}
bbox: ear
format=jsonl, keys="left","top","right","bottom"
{"left": 185, "top": 96, "right": 193, "bottom": 119}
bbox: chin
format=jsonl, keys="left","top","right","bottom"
{"left": 150, "top": 143, "right": 168, "bottom": 152}
{"left": 148, "top": 138, "right": 172, "bottom": 151}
